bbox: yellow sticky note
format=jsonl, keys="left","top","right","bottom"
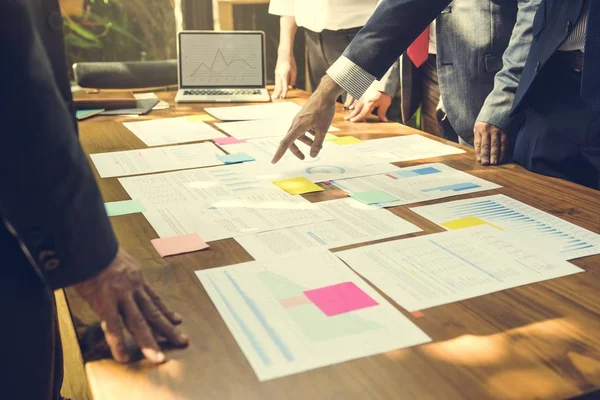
{"left": 272, "top": 177, "right": 324, "bottom": 195}
{"left": 186, "top": 114, "right": 214, "bottom": 122}
{"left": 324, "top": 133, "right": 339, "bottom": 141}
{"left": 442, "top": 217, "right": 502, "bottom": 231}
{"left": 332, "top": 136, "right": 363, "bottom": 145}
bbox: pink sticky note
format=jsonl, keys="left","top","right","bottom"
{"left": 213, "top": 136, "right": 247, "bottom": 145}
{"left": 303, "top": 282, "right": 378, "bottom": 317}
{"left": 151, "top": 233, "right": 209, "bottom": 257}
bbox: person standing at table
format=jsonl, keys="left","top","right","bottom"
{"left": 272, "top": 0, "right": 600, "bottom": 190}
{"left": 269, "top": 0, "right": 401, "bottom": 122}
{"left": 349, "top": 0, "right": 540, "bottom": 162}
{"left": 1, "top": 1, "right": 189, "bottom": 398}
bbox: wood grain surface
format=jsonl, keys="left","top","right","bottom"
{"left": 65, "top": 90, "right": 600, "bottom": 400}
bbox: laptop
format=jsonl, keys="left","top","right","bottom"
{"left": 175, "top": 31, "right": 271, "bottom": 103}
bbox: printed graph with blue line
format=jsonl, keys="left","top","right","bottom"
{"left": 411, "top": 194, "right": 600, "bottom": 260}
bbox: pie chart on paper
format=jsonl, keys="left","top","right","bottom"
{"left": 305, "top": 165, "right": 346, "bottom": 175}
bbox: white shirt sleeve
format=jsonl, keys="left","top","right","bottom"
{"left": 269, "top": 0, "right": 295, "bottom": 17}
{"left": 327, "top": 55, "right": 377, "bottom": 100}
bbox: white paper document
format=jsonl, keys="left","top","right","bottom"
{"left": 332, "top": 163, "right": 501, "bottom": 206}
{"left": 227, "top": 157, "right": 401, "bottom": 183}
{"left": 223, "top": 136, "right": 391, "bottom": 168}
{"left": 123, "top": 117, "right": 225, "bottom": 146}
{"left": 119, "top": 164, "right": 283, "bottom": 208}
{"left": 214, "top": 118, "right": 338, "bottom": 140}
{"left": 134, "top": 93, "right": 169, "bottom": 110}
{"left": 142, "top": 193, "right": 335, "bottom": 242}
{"left": 235, "top": 198, "right": 422, "bottom": 260}
{"left": 205, "top": 102, "right": 303, "bottom": 121}
{"left": 196, "top": 250, "right": 431, "bottom": 380}
{"left": 90, "top": 143, "right": 226, "bottom": 178}
{"left": 410, "top": 194, "right": 600, "bottom": 261}
{"left": 345, "top": 135, "right": 465, "bottom": 164}
{"left": 337, "top": 228, "right": 584, "bottom": 312}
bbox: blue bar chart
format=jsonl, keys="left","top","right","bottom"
{"left": 411, "top": 194, "right": 600, "bottom": 260}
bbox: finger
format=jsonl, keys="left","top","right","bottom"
{"left": 136, "top": 289, "right": 188, "bottom": 347}
{"left": 288, "top": 142, "right": 305, "bottom": 160}
{"left": 480, "top": 131, "right": 492, "bottom": 165}
{"left": 290, "top": 68, "right": 297, "bottom": 87}
{"left": 377, "top": 103, "right": 390, "bottom": 122}
{"left": 343, "top": 95, "right": 355, "bottom": 109}
{"left": 144, "top": 282, "right": 182, "bottom": 325}
{"left": 272, "top": 119, "right": 307, "bottom": 163}
{"left": 473, "top": 131, "right": 482, "bottom": 162}
{"left": 350, "top": 103, "right": 373, "bottom": 122}
{"left": 121, "top": 295, "right": 166, "bottom": 364}
{"left": 100, "top": 310, "right": 129, "bottom": 363}
{"left": 345, "top": 102, "right": 363, "bottom": 120}
{"left": 500, "top": 132, "right": 508, "bottom": 163}
{"left": 297, "top": 133, "right": 314, "bottom": 147}
{"left": 281, "top": 76, "right": 289, "bottom": 99}
{"left": 272, "top": 77, "right": 282, "bottom": 99}
{"left": 490, "top": 132, "right": 500, "bottom": 165}
{"left": 310, "top": 127, "right": 327, "bottom": 158}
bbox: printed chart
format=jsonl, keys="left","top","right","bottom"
{"left": 196, "top": 250, "right": 430, "bottom": 380}
{"left": 411, "top": 194, "right": 600, "bottom": 260}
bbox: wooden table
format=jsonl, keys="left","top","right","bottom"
{"left": 65, "top": 90, "right": 600, "bottom": 400}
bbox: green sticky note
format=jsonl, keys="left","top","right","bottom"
{"left": 105, "top": 199, "right": 145, "bottom": 216}
{"left": 350, "top": 190, "right": 398, "bottom": 205}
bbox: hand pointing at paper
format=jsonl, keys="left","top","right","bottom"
{"left": 272, "top": 76, "right": 343, "bottom": 163}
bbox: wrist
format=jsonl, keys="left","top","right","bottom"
{"left": 318, "top": 75, "right": 344, "bottom": 101}
{"left": 277, "top": 46, "right": 294, "bottom": 58}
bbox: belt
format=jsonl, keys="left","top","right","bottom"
{"left": 561, "top": 50, "right": 584, "bottom": 72}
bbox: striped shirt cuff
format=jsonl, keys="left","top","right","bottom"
{"left": 326, "top": 56, "right": 376, "bottom": 100}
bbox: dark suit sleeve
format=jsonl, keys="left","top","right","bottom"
{"left": 0, "top": 1, "right": 118, "bottom": 289}
{"left": 327, "top": 0, "right": 451, "bottom": 99}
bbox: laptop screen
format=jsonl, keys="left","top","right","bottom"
{"left": 178, "top": 32, "right": 265, "bottom": 88}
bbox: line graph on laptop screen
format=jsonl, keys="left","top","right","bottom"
{"left": 180, "top": 33, "right": 263, "bottom": 87}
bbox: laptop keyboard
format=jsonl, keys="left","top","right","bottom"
{"left": 183, "top": 89, "right": 263, "bottom": 96}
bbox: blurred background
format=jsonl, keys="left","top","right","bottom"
{"left": 60, "top": 0, "right": 307, "bottom": 89}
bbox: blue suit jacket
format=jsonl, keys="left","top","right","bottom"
{"left": 0, "top": 0, "right": 118, "bottom": 289}
{"left": 512, "top": 0, "right": 587, "bottom": 112}
{"left": 398, "top": 0, "right": 539, "bottom": 143}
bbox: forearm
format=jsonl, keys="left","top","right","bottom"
{"left": 477, "top": 0, "right": 541, "bottom": 133}
{"left": 0, "top": 1, "right": 118, "bottom": 289}
{"left": 278, "top": 16, "right": 298, "bottom": 58}
{"left": 327, "top": 0, "right": 451, "bottom": 100}
{"left": 378, "top": 60, "right": 400, "bottom": 96}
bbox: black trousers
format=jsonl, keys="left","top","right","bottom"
{"left": 304, "top": 28, "right": 401, "bottom": 122}
{"left": 514, "top": 54, "right": 600, "bottom": 190}
{"left": 0, "top": 222, "right": 63, "bottom": 399}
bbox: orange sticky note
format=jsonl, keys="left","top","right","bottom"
{"left": 151, "top": 233, "right": 209, "bottom": 257}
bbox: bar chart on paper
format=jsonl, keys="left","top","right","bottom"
{"left": 411, "top": 194, "right": 600, "bottom": 260}
{"left": 196, "top": 250, "right": 430, "bottom": 380}
{"left": 332, "top": 163, "right": 501, "bottom": 207}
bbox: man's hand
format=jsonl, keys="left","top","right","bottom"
{"left": 474, "top": 122, "right": 509, "bottom": 165}
{"left": 345, "top": 88, "right": 392, "bottom": 122}
{"left": 343, "top": 94, "right": 357, "bottom": 110}
{"left": 273, "top": 54, "right": 297, "bottom": 99}
{"left": 73, "top": 249, "right": 189, "bottom": 364}
{"left": 272, "top": 75, "right": 343, "bottom": 163}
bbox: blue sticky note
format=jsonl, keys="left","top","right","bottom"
{"left": 350, "top": 190, "right": 399, "bottom": 205}
{"left": 217, "top": 152, "right": 255, "bottom": 165}
{"left": 105, "top": 199, "right": 145, "bottom": 216}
